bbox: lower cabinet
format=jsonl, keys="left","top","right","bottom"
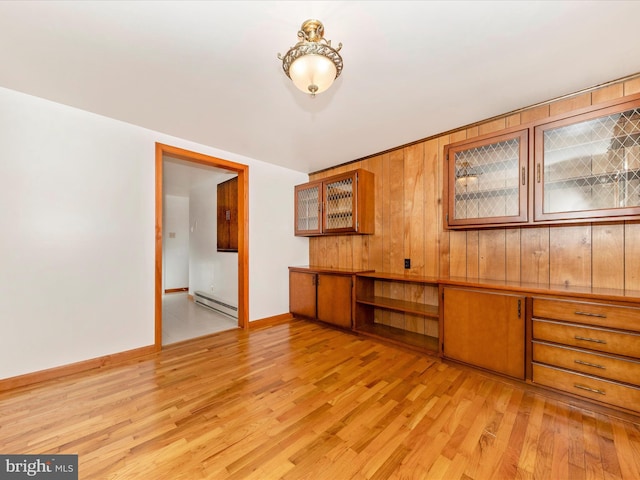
{"left": 442, "top": 286, "right": 525, "bottom": 379}
{"left": 531, "top": 297, "right": 640, "bottom": 413}
{"left": 289, "top": 267, "right": 359, "bottom": 329}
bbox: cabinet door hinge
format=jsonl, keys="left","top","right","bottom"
{"left": 446, "top": 213, "right": 449, "bottom": 222}
{"left": 517, "top": 299, "right": 522, "bottom": 318}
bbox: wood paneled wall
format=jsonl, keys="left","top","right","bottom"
{"left": 309, "top": 76, "right": 640, "bottom": 293}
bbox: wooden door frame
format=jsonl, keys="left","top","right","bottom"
{"left": 155, "top": 143, "right": 249, "bottom": 349}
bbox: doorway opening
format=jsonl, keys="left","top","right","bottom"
{"left": 155, "top": 143, "right": 248, "bottom": 349}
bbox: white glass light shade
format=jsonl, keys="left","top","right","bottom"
{"left": 289, "top": 54, "right": 337, "bottom": 95}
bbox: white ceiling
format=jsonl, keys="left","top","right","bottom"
{"left": 1, "top": 1, "right": 640, "bottom": 174}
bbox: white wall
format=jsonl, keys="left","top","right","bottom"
{"left": 163, "top": 195, "right": 190, "bottom": 290}
{"left": 189, "top": 174, "right": 238, "bottom": 305}
{"left": 0, "top": 86, "right": 308, "bottom": 380}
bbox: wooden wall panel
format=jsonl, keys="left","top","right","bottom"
{"left": 368, "top": 155, "right": 384, "bottom": 271}
{"left": 307, "top": 76, "right": 639, "bottom": 297}
{"left": 625, "top": 223, "right": 640, "bottom": 292}
{"left": 479, "top": 118, "right": 506, "bottom": 136}
{"left": 505, "top": 229, "right": 521, "bottom": 283}
{"left": 449, "top": 231, "right": 467, "bottom": 277}
{"left": 404, "top": 143, "right": 425, "bottom": 274}
{"left": 549, "top": 226, "right": 592, "bottom": 287}
{"left": 520, "top": 227, "right": 549, "bottom": 284}
{"left": 592, "top": 84, "right": 624, "bottom": 104}
{"left": 592, "top": 224, "right": 624, "bottom": 290}
{"left": 549, "top": 93, "right": 591, "bottom": 117}
{"left": 624, "top": 77, "right": 640, "bottom": 96}
{"left": 506, "top": 113, "right": 521, "bottom": 128}
{"left": 388, "top": 150, "right": 405, "bottom": 328}
{"left": 403, "top": 144, "right": 426, "bottom": 334}
{"left": 521, "top": 105, "right": 549, "bottom": 124}
{"left": 466, "top": 231, "right": 479, "bottom": 279}
{"left": 479, "top": 229, "right": 506, "bottom": 280}
{"left": 424, "top": 138, "right": 440, "bottom": 277}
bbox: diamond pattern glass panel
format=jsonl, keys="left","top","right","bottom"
{"left": 296, "top": 185, "right": 319, "bottom": 231}
{"left": 325, "top": 178, "right": 354, "bottom": 229}
{"left": 543, "top": 108, "right": 640, "bottom": 213}
{"left": 454, "top": 138, "right": 520, "bottom": 220}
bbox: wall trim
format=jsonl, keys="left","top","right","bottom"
{"left": 249, "top": 313, "right": 294, "bottom": 329}
{"left": 0, "top": 345, "right": 157, "bottom": 392}
{"left": 165, "top": 288, "right": 188, "bottom": 294}
{"left": 155, "top": 143, "right": 250, "bottom": 351}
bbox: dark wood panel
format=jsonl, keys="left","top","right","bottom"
{"left": 217, "top": 176, "right": 238, "bottom": 252}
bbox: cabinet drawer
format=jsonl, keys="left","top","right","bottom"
{"left": 533, "top": 319, "right": 640, "bottom": 358}
{"left": 533, "top": 341, "right": 640, "bottom": 386}
{"left": 532, "top": 363, "right": 640, "bottom": 413}
{"left": 533, "top": 297, "right": 640, "bottom": 332}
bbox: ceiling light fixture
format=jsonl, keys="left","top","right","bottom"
{"left": 278, "top": 19, "right": 343, "bottom": 97}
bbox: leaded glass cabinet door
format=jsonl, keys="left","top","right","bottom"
{"left": 535, "top": 100, "right": 640, "bottom": 221}
{"left": 294, "top": 181, "right": 322, "bottom": 236}
{"left": 446, "top": 130, "right": 528, "bottom": 227}
{"left": 323, "top": 172, "right": 358, "bottom": 233}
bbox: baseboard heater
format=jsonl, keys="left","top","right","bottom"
{"left": 194, "top": 291, "right": 238, "bottom": 319}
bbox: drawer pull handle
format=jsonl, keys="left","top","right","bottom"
{"left": 574, "top": 359, "right": 605, "bottom": 369}
{"left": 574, "top": 335, "right": 606, "bottom": 344}
{"left": 574, "top": 311, "right": 606, "bottom": 318}
{"left": 574, "top": 384, "right": 606, "bottom": 395}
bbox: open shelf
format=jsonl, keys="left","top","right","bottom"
{"left": 355, "top": 272, "right": 440, "bottom": 354}
{"left": 358, "top": 323, "right": 439, "bottom": 352}
{"left": 357, "top": 295, "right": 438, "bottom": 318}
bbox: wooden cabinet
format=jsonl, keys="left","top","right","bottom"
{"left": 442, "top": 286, "right": 525, "bottom": 379}
{"left": 289, "top": 266, "right": 369, "bottom": 329}
{"left": 534, "top": 98, "right": 640, "bottom": 222}
{"left": 444, "top": 95, "right": 640, "bottom": 229}
{"left": 355, "top": 273, "right": 439, "bottom": 352}
{"left": 295, "top": 169, "right": 374, "bottom": 236}
{"left": 445, "top": 129, "right": 529, "bottom": 227}
{"left": 217, "top": 176, "right": 238, "bottom": 252}
{"left": 532, "top": 296, "right": 640, "bottom": 413}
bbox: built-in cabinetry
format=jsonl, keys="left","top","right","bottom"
{"left": 355, "top": 273, "right": 439, "bottom": 352}
{"left": 441, "top": 286, "right": 525, "bottom": 379}
{"left": 289, "top": 266, "right": 371, "bottom": 329}
{"left": 532, "top": 296, "right": 640, "bottom": 413}
{"left": 535, "top": 99, "right": 640, "bottom": 222}
{"left": 445, "top": 94, "right": 640, "bottom": 229}
{"left": 446, "top": 130, "right": 529, "bottom": 227}
{"left": 294, "top": 169, "right": 375, "bottom": 236}
{"left": 289, "top": 270, "right": 640, "bottom": 414}
{"left": 217, "top": 176, "right": 238, "bottom": 252}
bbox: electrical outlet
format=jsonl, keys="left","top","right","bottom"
{"left": 404, "top": 258, "right": 410, "bottom": 269}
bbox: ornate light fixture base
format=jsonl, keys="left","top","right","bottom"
{"left": 278, "top": 19, "right": 343, "bottom": 97}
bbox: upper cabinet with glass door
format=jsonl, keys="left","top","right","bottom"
{"left": 535, "top": 99, "right": 640, "bottom": 222}
{"left": 445, "top": 129, "right": 529, "bottom": 228}
{"left": 294, "top": 180, "right": 322, "bottom": 236}
{"left": 294, "top": 169, "right": 375, "bottom": 236}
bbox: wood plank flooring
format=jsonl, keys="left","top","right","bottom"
{"left": 1, "top": 319, "right": 640, "bottom": 479}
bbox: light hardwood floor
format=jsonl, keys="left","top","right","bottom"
{"left": 1, "top": 320, "right": 639, "bottom": 479}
